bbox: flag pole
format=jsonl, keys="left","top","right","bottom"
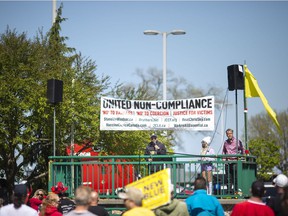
{"left": 235, "top": 88, "right": 239, "bottom": 152}
{"left": 233, "top": 66, "right": 239, "bottom": 153}
{"left": 243, "top": 62, "right": 248, "bottom": 150}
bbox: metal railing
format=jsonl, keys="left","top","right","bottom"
{"left": 48, "top": 154, "right": 257, "bottom": 200}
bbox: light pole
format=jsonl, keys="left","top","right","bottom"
{"left": 144, "top": 30, "right": 186, "bottom": 100}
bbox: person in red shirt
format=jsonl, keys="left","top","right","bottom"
{"left": 29, "top": 189, "right": 46, "bottom": 212}
{"left": 231, "top": 180, "right": 274, "bottom": 216}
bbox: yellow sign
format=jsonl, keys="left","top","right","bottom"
{"left": 126, "top": 168, "right": 171, "bottom": 209}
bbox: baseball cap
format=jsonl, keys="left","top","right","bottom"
{"left": 14, "top": 184, "right": 27, "bottom": 196}
{"left": 118, "top": 187, "right": 144, "bottom": 203}
{"left": 273, "top": 174, "right": 288, "bottom": 187}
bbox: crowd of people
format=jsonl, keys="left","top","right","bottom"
{"left": 0, "top": 182, "right": 110, "bottom": 216}
{"left": 0, "top": 130, "right": 288, "bottom": 216}
{"left": 1, "top": 174, "right": 287, "bottom": 216}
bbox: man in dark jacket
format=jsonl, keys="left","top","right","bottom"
{"left": 145, "top": 134, "right": 167, "bottom": 174}
{"left": 88, "top": 190, "right": 109, "bottom": 216}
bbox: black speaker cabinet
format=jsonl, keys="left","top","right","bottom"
{"left": 47, "top": 79, "right": 63, "bottom": 104}
{"left": 227, "top": 64, "right": 244, "bottom": 91}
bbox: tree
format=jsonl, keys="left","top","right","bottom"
{"left": 248, "top": 109, "right": 288, "bottom": 175}
{"left": 248, "top": 138, "right": 281, "bottom": 181}
{"left": 129, "top": 68, "right": 224, "bottom": 102}
{"left": 0, "top": 4, "right": 228, "bottom": 196}
{"left": 0, "top": 5, "right": 177, "bottom": 195}
{"left": 0, "top": 5, "right": 112, "bottom": 195}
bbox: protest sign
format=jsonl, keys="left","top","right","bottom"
{"left": 125, "top": 168, "right": 171, "bottom": 209}
{"left": 100, "top": 96, "right": 214, "bottom": 131}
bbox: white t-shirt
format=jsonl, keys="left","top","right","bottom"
{"left": 0, "top": 203, "right": 38, "bottom": 216}
{"left": 66, "top": 210, "right": 97, "bottom": 216}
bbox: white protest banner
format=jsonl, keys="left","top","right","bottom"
{"left": 100, "top": 96, "right": 214, "bottom": 131}
{"left": 125, "top": 168, "right": 171, "bottom": 210}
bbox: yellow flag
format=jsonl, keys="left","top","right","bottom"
{"left": 244, "top": 65, "right": 281, "bottom": 133}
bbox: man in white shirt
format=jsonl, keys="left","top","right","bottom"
{"left": 0, "top": 184, "right": 38, "bottom": 216}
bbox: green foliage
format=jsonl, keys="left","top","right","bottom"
{"left": 1, "top": 3, "right": 227, "bottom": 195}
{"left": 0, "top": 5, "right": 111, "bottom": 193}
{"left": 249, "top": 138, "right": 280, "bottom": 181}
{"left": 0, "top": 28, "right": 40, "bottom": 189}
{"left": 0, "top": 5, "right": 177, "bottom": 194}
{"left": 248, "top": 109, "right": 288, "bottom": 174}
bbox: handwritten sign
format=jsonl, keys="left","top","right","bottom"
{"left": 125, "top": 168, "right": 171, "bottom": 209}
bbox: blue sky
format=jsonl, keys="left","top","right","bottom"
{"left": 1, "top": 1, "right": 288, "bottom": 154}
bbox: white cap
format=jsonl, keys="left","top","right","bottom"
{"left": 273, "top": 174, "right": 288, "bottom": 187}
{"left": 201, "top": 136, "right": 211, "bottom": 145}
{"left": 118, "top": 187, "right": 143, "bottom": 203}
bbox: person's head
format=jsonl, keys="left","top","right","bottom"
{"left": 150, "top": 134, "right": 157, "bottom": 143}
{"left": 40, "top": 193, "right": 60, "bottom": 216}
{"left": 33, "top": 189, "right": 45, "bottom": 200}
{"left": 90, "top": 190, "right": 99, "bottom": 206}
{"left": 201, "top": 136, "right": 211, "bottom": 148}
{"left": 251, "top": 180, "right": 265, "bottom": 198}
{"left": 194, "top": 176, "right": 207, "bottom": 191}
{"left": 273, "top": 174, "right": 288, "bottom": 188}
{"left": 74, "top": 186, "right": 92, "bottom": 207}
{"left": 118, "top": 187, "right": 144, "bottom": 209}
{"left": 226, "top": 128, "right": 234, "bottom": 140}
{"left": 13, "top": 184, "right": 27, "bottom": 209}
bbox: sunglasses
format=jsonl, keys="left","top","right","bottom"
{"left": 37, "top": 193, "right": 44, "bottom": 196}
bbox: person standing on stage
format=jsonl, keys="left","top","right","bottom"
{"left": 200, "top": 136, "right": 215, "bottom": 195}
{"left": 145, "top": 134, "right": 167, "bottom": 174}
{"left": 222, "top": 128, "right": 244, "bottom": 194}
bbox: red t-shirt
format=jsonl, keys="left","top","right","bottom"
{"left": 231, "top": 200, "right": 275, "bottom": 216}
{"left": 29, "top": 197, "right": 42, "bottom": 211}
